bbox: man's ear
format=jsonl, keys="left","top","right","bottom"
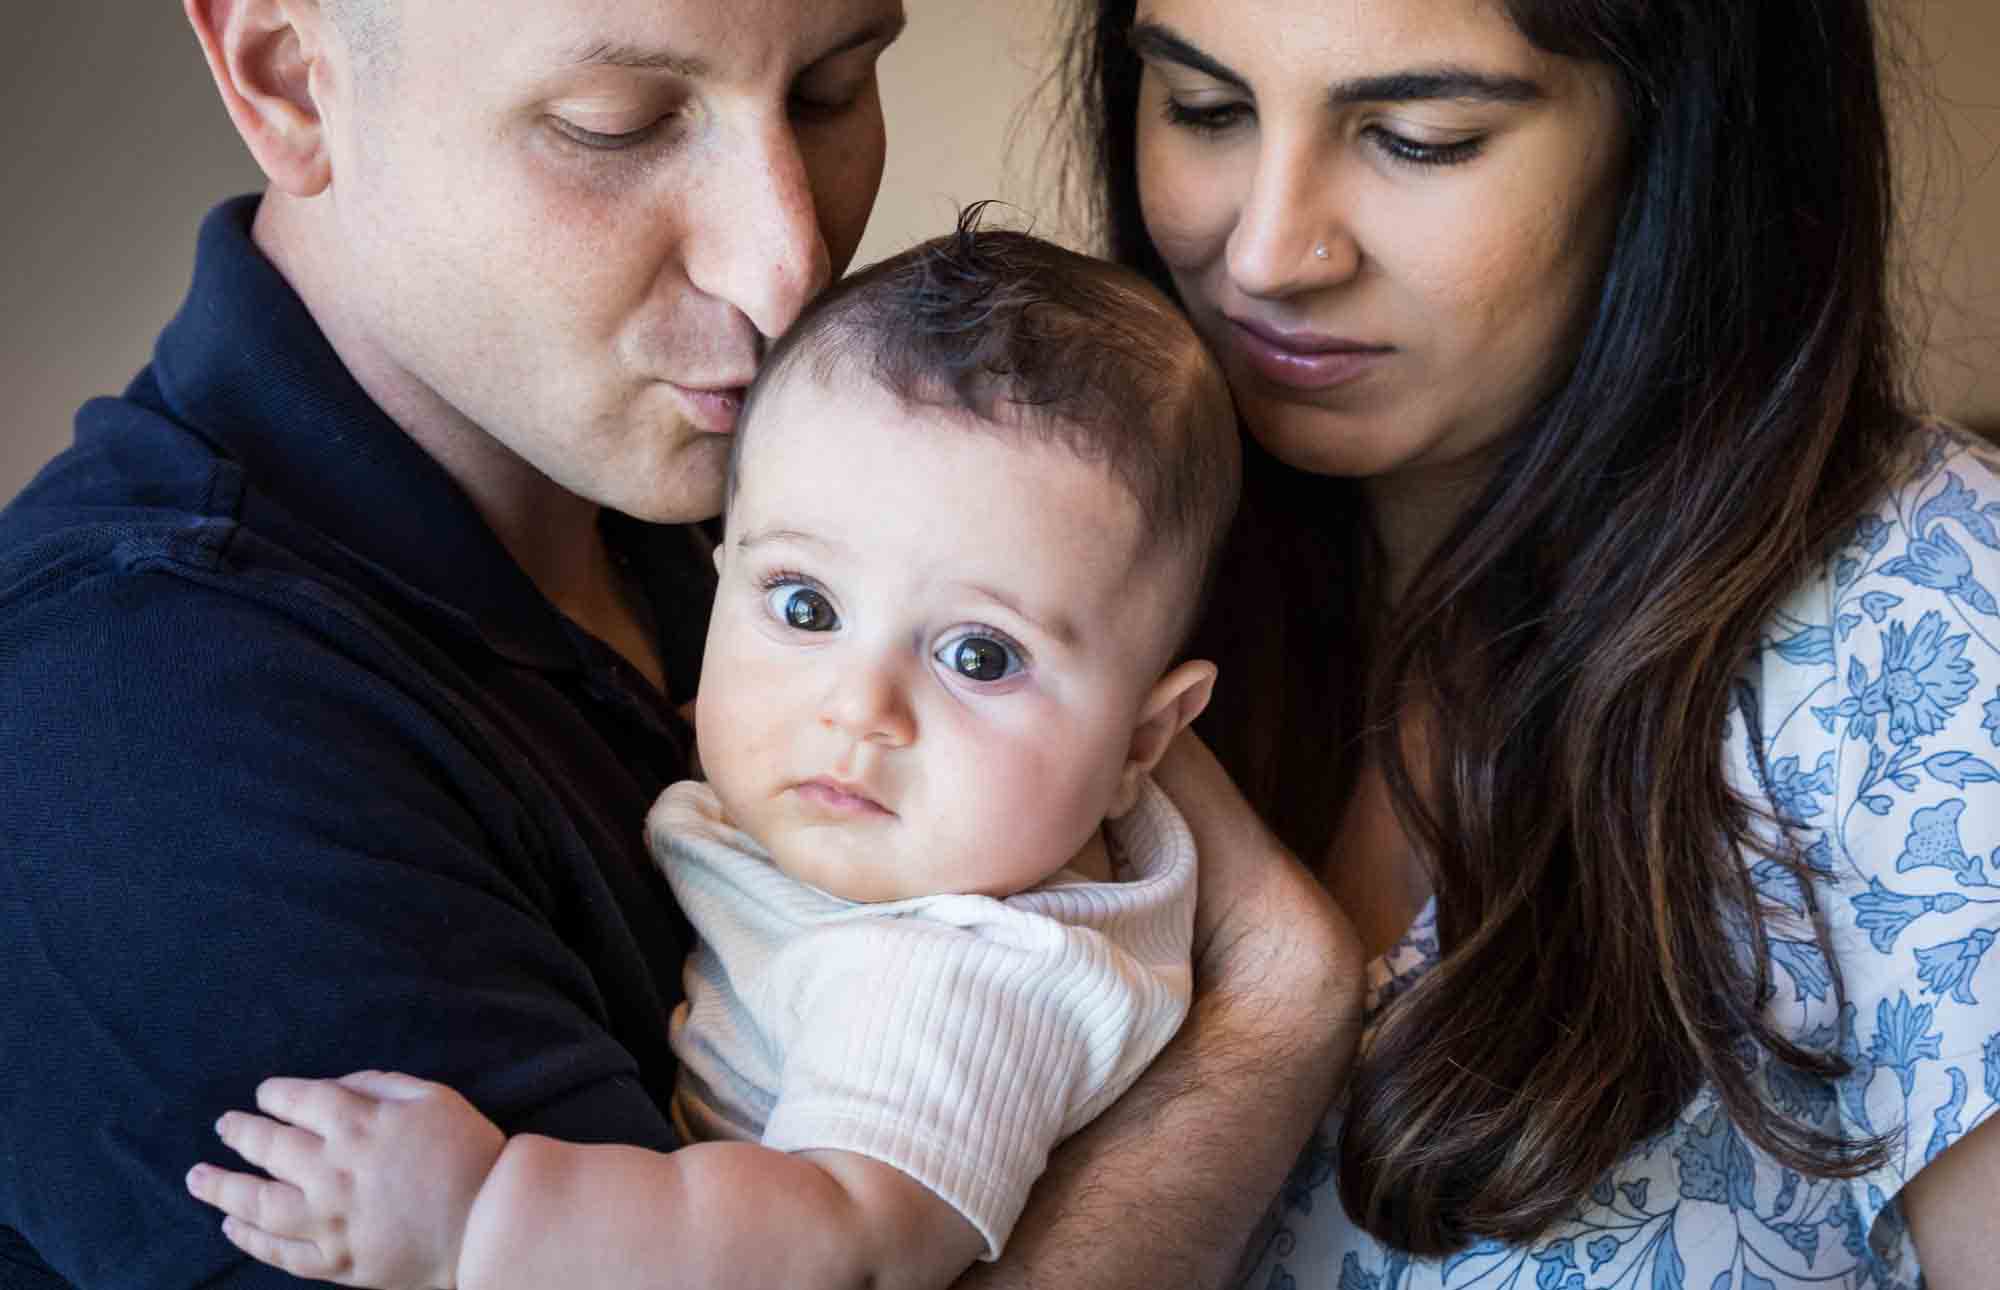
{"left": 1108, "top": 660, "right": 1218, "bottom": 819}
{"left": 185, "top": 0, "right": 334, "bottom": 196}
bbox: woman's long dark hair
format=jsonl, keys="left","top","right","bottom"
{"left": 1063, "top": 0, "right": 1916, "bottom": 1255}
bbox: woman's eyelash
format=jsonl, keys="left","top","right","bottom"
{"left": 1368, "top": 129, "right": 1485, "bottom": 167}
{"left": 1162, "top": 99, "right": 1251, "bottom": 134}
{"left": 1160, "top": 97, "right": 1485, "bottom": 169}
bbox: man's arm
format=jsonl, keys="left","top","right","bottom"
{"left": 965, "top": 735, "right": 1366, "bottom": 1290}
{"left": 1, "top": 572, "right": 686, "bottom": 1287}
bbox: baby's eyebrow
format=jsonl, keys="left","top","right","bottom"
{"left": 735, "top": 527, "right": 833, "bottom": 554}
{"left": 960, "top": 581, "right": 1080, "bottom": 650}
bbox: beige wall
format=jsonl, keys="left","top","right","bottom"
{"left": 1898, "top": 0, "right": 2000, "bottom": 427}
{"left": 2, "top": 1, "right": 1992, "bottom": 503}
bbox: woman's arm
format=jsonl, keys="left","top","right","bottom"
{"left": 962, "top": 734, "right": 1367, "bottom": 1290}
{"left": 1901, "top": 1113, "right": 2000, "bottom": 1289}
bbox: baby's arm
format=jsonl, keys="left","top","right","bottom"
{"left": 185, "top": 1071, "right": 984, "bottom": 1290}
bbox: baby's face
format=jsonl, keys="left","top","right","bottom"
{"left": 696, "top": 370, "right": 1184, "bottom": 902}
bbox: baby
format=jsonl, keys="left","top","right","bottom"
{"left": 186, "top": 214, "right": 1243, "bottom": 1290}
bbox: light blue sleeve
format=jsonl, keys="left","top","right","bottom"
{"left": 1745, "top": 424, "right": 2000, "bottom": 1283}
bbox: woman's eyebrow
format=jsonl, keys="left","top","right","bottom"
{"left": 1327, "top": 68, "right": 1544, "bottom": 106}
{"left": 1128, "top": 22, "right": 1248, "bottom": 92}
{"left": 1129, "top": 22, "right": 1543, "bottom": 108}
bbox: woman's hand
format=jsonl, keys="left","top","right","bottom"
{"left": 185, "top": 1070, "right": 505, "bottom": 1289}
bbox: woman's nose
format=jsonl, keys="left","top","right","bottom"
{"left": 1225, "top": 135, "right": 1359, "bottom": 298}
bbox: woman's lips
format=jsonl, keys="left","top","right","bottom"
{"left": 1224, "top": 317, "right": 1392, "bottom": 392}
{"left": 667, "top": 382, "right": 747, "bottom": 434}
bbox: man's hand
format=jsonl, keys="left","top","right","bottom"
{"left": 185, "top": 1070, "right": 506, "bottom": 1289}
{"left": 962, "top": 732, "right": 1366, "bottom": 1290}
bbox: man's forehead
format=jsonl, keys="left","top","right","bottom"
{"left": 446, "top": 0, "right": 904, "bottom": 71}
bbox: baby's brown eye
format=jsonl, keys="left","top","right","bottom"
{"left": 780, "top": 588, "right": 837, "bottom": 631}
{"left": 950, "top": 637, "right": 1012, "bottom": 682}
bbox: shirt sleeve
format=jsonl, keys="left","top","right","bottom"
{"left": 1744, "top": 424, "right": 2000, "bottom": 1279}
{"left": 744, "top": 869, "right": 1191, "bottom": 1261}
{"left": 1, "top": 572, "right": 680, "bottom": 1289}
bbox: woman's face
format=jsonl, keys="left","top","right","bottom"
{"left": 1132, "top": 0, "right": 1627, "bottom": 487}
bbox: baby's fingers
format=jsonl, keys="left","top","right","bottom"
{"left": 219, "top": 1212, "right": 350, "bottom": 1284}
{"left": 185, "top": 1162, "right": 315, "bottom": 1236}
{"left": 256, "top": 1075, "right": 382, "bottom": 1140}
{"left": 214, "top": 1109, "right": 337, "bottom": 1189}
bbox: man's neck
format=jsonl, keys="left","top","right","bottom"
{"left": 251, "top": 196, "right": 666, "bottom": 693}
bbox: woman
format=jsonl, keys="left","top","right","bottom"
{"left": 1064, "top": 0, "right": 2000, "bottom": 1285}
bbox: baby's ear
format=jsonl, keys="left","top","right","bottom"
{"left": 1109, "top": 660, "right": 1217, "bottom": 818}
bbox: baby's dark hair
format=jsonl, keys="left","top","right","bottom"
{"left": 730, "top": 204, "right": 1241, "bottom": 645}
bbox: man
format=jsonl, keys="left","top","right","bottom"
{"left": 0, "top": 1, "right": 1357, "bottom": 1285}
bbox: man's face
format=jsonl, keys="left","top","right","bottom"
{"left": 697, "top": 371, "right": 1183, "bottom": 903}
{"left": 314, "top": 0, "right": 904, "bottom": 522}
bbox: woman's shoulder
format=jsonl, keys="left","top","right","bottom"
{"left": 1722, "top": 417, "right": 2000, "bottom": 1285}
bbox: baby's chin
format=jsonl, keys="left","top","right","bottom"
{"left": 766, "top": 839, "right": 1031, "bottom": 905}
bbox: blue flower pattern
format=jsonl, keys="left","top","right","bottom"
{"left": 1240, "top": 428, "right": 2000, "bottom": 1289}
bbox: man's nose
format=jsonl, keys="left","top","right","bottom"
{"left": 686, "top": 116, "right": 833, "bottom": 342}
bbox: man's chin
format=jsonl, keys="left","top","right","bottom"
{"left": 598, "top": 451, "right": 729, "bottom": 526}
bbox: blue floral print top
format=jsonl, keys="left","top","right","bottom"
{"left": 1241, "top": 425, "right": 2000, "bottom": 1290}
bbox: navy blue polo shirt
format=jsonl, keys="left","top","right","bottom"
{"left": 0, "top": 197, "right": 711, "bottom": 1288}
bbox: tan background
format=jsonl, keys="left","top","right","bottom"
{"left": 2, "top": 1, "right": 1993, "bottom": 502}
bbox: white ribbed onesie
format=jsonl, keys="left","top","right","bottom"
{"left": 643, "top": 777, "right": 1195, "bottom": 1259}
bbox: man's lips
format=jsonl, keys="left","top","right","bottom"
{"left": 791, "top": 777, "right": 894, "bottom": 817}
{"left": 665, "top": 382, "right": 748, "bottom": 434}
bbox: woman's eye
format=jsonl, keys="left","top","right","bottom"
{"left": 937, "top": 633, "right": 1023, "bottom": 684}
{"left": 768, "top": 585, "right": 838, "bottom": 632}
{"left": 1162, "top": 99, "right": 1252, "bottom": 135}
{"left": 1365, "top": 127, "right": 1484, "bottom": 168}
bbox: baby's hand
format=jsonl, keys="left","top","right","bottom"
{"left": 186, "top": 1070, "right": 505, "bottom": 1290}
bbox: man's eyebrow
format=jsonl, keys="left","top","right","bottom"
{"left": 565, "top": 40, "right": 707, "bottom": 76}
{"left": 1128, "top": 22, "right": 1248, "bottom": 92}
{"left": 1129, "top": 22, "right": 1543, "bottom": 108}
{"left": 1327, "top": 68, "right": 1544, "bottom": 106}
{"left": 827, "top": 12, "right": 909, "bottom": 63}
{"left": 564, "top": 13, "right": 906, "bottom": 77}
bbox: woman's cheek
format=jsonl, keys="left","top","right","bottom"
{"left": 1136, "top": 133, "right": 1231, "bottom": 269}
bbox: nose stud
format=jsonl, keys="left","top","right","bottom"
{"left": 1313, "top": 244, "right": 1330, "bottom": 260}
